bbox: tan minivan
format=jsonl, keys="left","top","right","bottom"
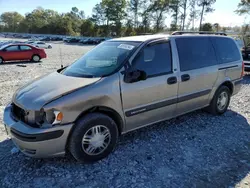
{"left": 4, "top": 32, "right": 243, "bottom": 162}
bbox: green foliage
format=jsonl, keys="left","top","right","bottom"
{"left": 0, "top": 0, "right": 225, "bottom": 37}
{"left": 200, "top": 22, "right": 213, "bottom": 31}
{"left": 81, "top": 19, "right": 95, "bottom": 36}
{"left": 197, "top": 0, "right": 216, "bottom": 30}
{"left": 235, "top": 0, "right": 250, "bottom": 15}
{"left": 0, "top": 12, "right": 24, "bottom": 32}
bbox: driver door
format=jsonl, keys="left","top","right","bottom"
{"left": 120, "top": 40, "right": 178, "bottom": 132}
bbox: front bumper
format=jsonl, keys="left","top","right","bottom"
{"left": 244, "top": 64, "right": 250, "bottom": 72}
{"left": 3, "top": 104, "right": 73, "bottom": 158}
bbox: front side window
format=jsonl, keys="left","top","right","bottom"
{"left": 176, "top": 37, "right": 217, "bottom": 71}
{"left": 211, "top": 37, "right": 241, "bottom": 64}
{"left": 132, "top": 42, "right": 172, "bottom": 77}
{"left": 5, "top": 45, "right": 19, "bottom": 52}
{"left": 20, "top": 45, "right": 32, "bottom": 51}
{"left": 62, "top": 41, "right": 140, "bottom": 77}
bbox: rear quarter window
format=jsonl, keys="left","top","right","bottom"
{"left": 211, "top": 37, "right": 241, "bottom": 64}
{"left": 176, "top": 37, "right": 217, "bottom": 71}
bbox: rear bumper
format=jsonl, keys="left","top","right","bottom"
{"left": 233, "top": 79, "right": 243, "bottom": 96}
{"left": 3, "top": 104, "right": 73, "bottom": 158}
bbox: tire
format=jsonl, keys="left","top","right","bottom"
{"left": 48, "top": 45, "right": 52, "bottom": 49}
{"left": 0, "top": 57, "right": 3, "bottom": 64}
{"left": 32, "top": 55, "right": 40, "bottom": 62}
{"left": 69, "top": 113, "right": 119, "bottom": 162}
{"left": 206, "top": 86, "right": 231, "bottom": 115}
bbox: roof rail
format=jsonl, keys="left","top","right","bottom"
{"left": 171, "top": 31, "right": 227, "bottom": 36}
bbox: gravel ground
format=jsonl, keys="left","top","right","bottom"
{"left": 0, "top": 38, "right": 249, "bottom": 188}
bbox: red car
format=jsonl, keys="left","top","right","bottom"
{"left": 0, "top": 44, "right": 47, "bottom": 64}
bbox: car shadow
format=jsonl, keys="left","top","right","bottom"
{"left": 0, "top": 60, "right": 41, "bottom": 66}
{"left": 0, "top": 109, "right": 249, "bottom": 188}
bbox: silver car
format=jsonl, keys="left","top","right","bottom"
{"left": 3, "top": 32, "right": 243, "bottom": 162}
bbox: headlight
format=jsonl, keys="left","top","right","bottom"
{"left": 44, "top": 110, "right": 63, "bottom": 125}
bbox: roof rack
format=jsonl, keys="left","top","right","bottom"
{"left": 171, "top": 31, "right": 227, "bottom": 36}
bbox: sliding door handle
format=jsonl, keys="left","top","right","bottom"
{"left": 181, "top": 74, "right": 190, "bottom": 82}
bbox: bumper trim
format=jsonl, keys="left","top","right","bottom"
{"left": 10, "top": 128, "right": 64, "bottom": 142}
{"left": 234, "top": 79, "right": 243, "bottom": 86}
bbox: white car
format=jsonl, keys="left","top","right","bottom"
{"left": 30, "top": 41, "right": 52, "bottom": 49}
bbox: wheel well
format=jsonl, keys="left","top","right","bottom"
{"left": 75, "top": 106, "right": 124, "bottom": 135}
{"left": 220, "top": 81, "right": 233, "bottom": 94}
{"left": 32, "top": 54, "right": 40, "bottom": 57}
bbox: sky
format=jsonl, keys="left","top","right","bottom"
{"left": 0, "top": 0, "right": 249, "bottom": 27}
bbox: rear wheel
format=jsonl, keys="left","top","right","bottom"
{"left": 48, "top": 45, "right": 52, "bottom": 49}
{"left": 69, "top": 113, "right": 119, "bottom": 162}
{"left": 206, "top": 86, "right": 231, "bottom": 115}
{"left": 32, "top": 55, "right": 40, "bottom": 62}
{"left": 0, "top": 57, "right": 3, "bottom": 64}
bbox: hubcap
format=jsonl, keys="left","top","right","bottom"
{"left": 33, "top": 56, "right": 39, "bottom": 62}
{"left": 217, "top": 91, "right": 228, "bottom": 111}
{"left": 82, "top": 125, "right": 111, "bottom": 156}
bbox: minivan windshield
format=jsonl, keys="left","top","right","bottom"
{"left": 62, "top": 41, "right": 140, "bottom": 78}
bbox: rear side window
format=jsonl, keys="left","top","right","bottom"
{"left": 20, "top": 46, "right": 32, "bottom": 50}
{"left": 211, "top": 37, "right": 241, "bottom": 64}
{"left": 176, "top": 37, "right": 217, "bottom": 71}
{"left": 132, "top": 42, "right": 172, "bottom": 76}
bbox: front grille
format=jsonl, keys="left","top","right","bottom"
{"left": 12, "top": 104, "right": 26, "bottom": 122}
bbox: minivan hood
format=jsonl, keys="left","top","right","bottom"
{"left": 13, "top": 71, "right": 100, "bottom": 110}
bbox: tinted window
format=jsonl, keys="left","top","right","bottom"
{"left": 176, "top": 37, "right": 217, "bottom": 71}
{"left": 20, "top": 46, "right": 32, "bottom": 50}
{"left": 211, "top": 37, "right": 241, "bottom": 64}
{"left": 132, "top": 42, "right": 172, "bottom": 76}
{"left": 37, "top": 42, "right": 44, "bottom": 44}
{"left": 5, "top": 45, "right": 19, "bottom": 52}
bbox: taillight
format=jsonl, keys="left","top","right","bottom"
{"left": 241, "top": 61, "right": 244, "bottom": 78}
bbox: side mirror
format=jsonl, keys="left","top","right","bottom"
{"left": 124, "top": 70, "right": 147, "bottom": 83}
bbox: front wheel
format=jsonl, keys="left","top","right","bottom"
{"left": 69, "top": 113, "right": 119, "bottom": 162}
{"left": 206, "top": 86, "right": 231, "bottom": 115}
{"left": 0, "top": 57, "right": 3, "bottom": 64}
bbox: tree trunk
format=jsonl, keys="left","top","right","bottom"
{"left": 182, "top": 0, "right": 187, "bottom": 31}
{"left": 175, "top": 6, "right": 178, "bottom": 29}
{"left": 199, "top": 4, "right": 205, "bottom": 31}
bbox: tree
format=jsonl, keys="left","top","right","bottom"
{"left": 80, "top": 19, "right": 94, "bottom": 36}
{"left": 101, "top": 0, "right": 127, "bottom": 36}
{"left": 200, "top": 22, "right": 213, "bottom": 31}
{"left": 128, "top": 0, "right": 143, "bottom": 28}
{"left": 198, "top": 0, "right": 216, "bottom": 31}
{"left": 213, "top": 23, "right": 219, "bottom": 32}
{"left": 0, "top": 12, "right": 24, "bottom": 32}
{"left": 170, "top": 0, "right": 180, "bottom": 31}
{"left": 92, "top": 3, "right": 106, "bottom": 25}
{"left": 188, "top": 0, "right": 199, "bottom": 30}
{"left": 179, "top": 0, "right": 189, "bottom": 31}
{"left": 148, "top": 0, "right": 170, "bottom": 32}
{"left": 235, "top": 0, "right": 250, "bottom": 15}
